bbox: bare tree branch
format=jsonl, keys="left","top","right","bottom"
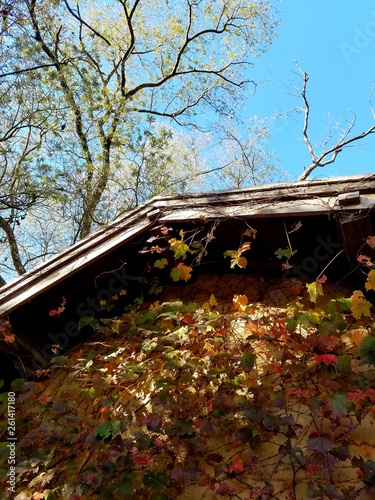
{"left": 296, "top": 64, "right": 375, "bottom": 181}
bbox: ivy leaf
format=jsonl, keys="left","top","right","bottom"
{"left": 350, "top": 290, "right": 372, "bottom": 319}
{"left": 306, "top": 281, "right": 324, "bottom": 303}
{"left": 307, "top": 432, "right": 333, "bottom": 454}
{"left": 229, "top": 457, "right": 244, "bottom": 474}
{"left": 169, "top": 238, "right": 190, "bottom": 259}
{"left": 170, "top": 464, "right": 198, "bottom": 487}
{"left": 314, "top": 354, "right": 338, "bottom": 365}
{"left": 143, "top": 471, "right": 169, "bottom": 491}
{"left": 337, "top": 355, "right": 352, "bottom": 375}
{"left": 136, "top": 311, "right": 155, "bottom": 325}
{"left": 274, "top": 247, "right": 297, "bottom": 259}
{"left": 359, "top": 336, "right": 375, "bottom": 364}
{"left": 224, "top": 241, "right": 252, "bottom": 268}
{"left": 170, "top": 263, "right": 192, "bottom": 282}
{"left": 78, "top": 468, "right": 102, "bottom": 489}
{"left": 332, "top": 393, "right": 352, "bottom": 418}
{"left": 94, "top": 420, "right": 120, "bottom": 439}
{"left": 365, "top": 269, "right": 375, "bottom": 291}
{"left": 154, "top": 258, "right": 168, "bottom": 269}
{"left": 233, "top": 294, "right": 248, "bottom": 311}
{"left": 239, "top": 352, "right": 255, "bottom": 370}
{"left": 233, "top": 427, "right": 261, "bottom": 451}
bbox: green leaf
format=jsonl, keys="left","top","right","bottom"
{"left": 119, "top": 471, "right": 135, "bottom": 495}
{"left": 239, "top": 352, "right": 255, "bottom": 369}
{"left": 136, "top": 311, "right": 155, "bottom": 325}
{"left": 233, "top": 427, "right": 261, "bottom": 451}
{"left": 10, "top": 378, "right": 24, "bottom": 391}
{"left": 274, "top": 247, "right": 297, "bottom": 259}
{"left": 337, "top": 297, "right": 352, "bottom": 311}
{"left": 143, "top": 471, "right": 169, "bottom": 491}
{"left": 338, "top": 355, "right": 352, "bottom": 375}
{"left": 332, "top": 393, "right": 352, "bottom": 418}
{"left": 154, "top": 258, "right": 168, "bottom": 269}
{"left": 94, "top": 419, "right": 120, "bottom": 439}
{"left": 359, "top": 336, "right": 375, "bottom": 365}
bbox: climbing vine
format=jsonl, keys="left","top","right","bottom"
{"left": 0, "top": 224, "right": 375, "bottom": 499}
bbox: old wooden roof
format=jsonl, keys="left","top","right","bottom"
{"left": 1, "top": 173, "right": 374, "bottom": 318}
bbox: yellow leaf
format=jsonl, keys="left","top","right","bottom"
{"left": 350, "top": 290, "right": 372, "bottom": 320}
{"left": 306, "top": 281, "right": 324, "bottom": 303}
{"left": 110, "top": 319, "right": 122, "bottom": 333}
{"left": 99, "top": 299, "right": 107, "bottom": 306}
{"left": 149, "top": 301, "right": 162, "bottom": 312}
{"left": 365, "top": 269, "right": 375, "bottom": 291}
{"left": 209, "top": 294, "right": 218, "bottom": 307}
{"left": 244, "top": 228, "right": 257, "bottom": 238}
{"left": 169, "top": 238, "right": 190, "bottom": 259}
{"left": 154, "top": 258, "right": 168, "bottom": 269}
{"left": 233, "top": 294, "right": 248, "bottom": 311}
{"left": 119, "top": 289, "right": 127, "bottom": 296}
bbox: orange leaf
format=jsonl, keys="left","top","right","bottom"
{"left": 233, "top": 294, "right": 248, "bottom": 311}
{"left": 351, "top": 328, "right": 367, "bottom": 347}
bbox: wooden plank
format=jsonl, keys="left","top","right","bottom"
{"left": 158, "top": 195, "right": 375, "bottom": 222}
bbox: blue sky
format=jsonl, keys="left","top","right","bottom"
{"left": 245, "top": 0, "right": 375, "bottom": 180}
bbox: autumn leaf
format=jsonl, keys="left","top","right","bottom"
{"left": 331, "top": 392, "right": 352, "bottom": 418}
{"left": 358, "top": 254, "right": 373, "bottom": 266}
{"left": 244, "top": 228, "right": 257, "bottom": 238}
{"left": 209, "top": 294, "right": 218, "bottom": 307}
{"left": 274, "top": 247, "right": 297, "bottom": 259}
{"left": 314, "top": 354, "right": 338, "bottom": 365}
{"left": 154, "top": 258, "right": 168, "bottom": 269}
{"left": 224, "top": 241, "right": 252, "bottom": 268}
{"left": 170, "top": 263, "right": 192, "bottom": 282}
{"left": 133, "top": 454, "right": 153, "bottom": 465}
{"left": 350, "top": 290, "right": 372, "bottom": 319}
{"left": 233, "top": 294, "right": 248, "bottom": 311}
{"left": 365, "top": 269, "right": 375, "bottom": 291}
{"left": 48, "top": 296, "right": 66, "bottom": 317}
{"left": 350, "top": 328, "right": 367, "bottom": 347}
{"left": 306, "top": 281, "right": 324, "bottom": 303}
{"left": 307, "top": 431, "right": 333, "bottom": 454}
{"left": 169, "top": 238, "right": 190, "bottom": 259}
{"left": 229, "top": 457, "right": 244, "bottom": 474}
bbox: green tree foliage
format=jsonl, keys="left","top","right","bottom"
{"left": 0, "top": 0, "right": 279, "bottom": 281}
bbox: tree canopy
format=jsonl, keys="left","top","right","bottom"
{"left": 0, "top": 0, "right": 279, "bottom": 282}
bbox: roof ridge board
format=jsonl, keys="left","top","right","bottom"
{"left": 147, "top": 175, "right": 375, "bottom": 205}
{"left": 150, "top": 185, "right": 371, "bottom": 211}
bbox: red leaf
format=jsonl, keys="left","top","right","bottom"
{"left": 133, "top": 454, "right": 153, "bottom": 465}
{"left": 229, "top": 457, "right": 244, "bottom": 473}
{"left": 49, "top": 310, "right": 58, "bottom": 317}
{"left": 316, "top": 274, "right": 327, "bottom": 284}
{"left": 314, "top": 354, "right": 338, "bottom": 365}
